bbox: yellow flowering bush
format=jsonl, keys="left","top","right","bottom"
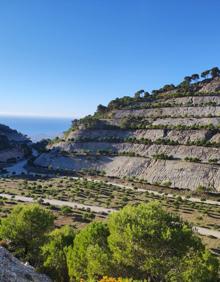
{"left": 99, "top": 277, "right": 141, "bottom": 282}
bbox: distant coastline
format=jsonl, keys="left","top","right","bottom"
{"left": 0, "top": 115, "right": 72, "bottom": 142}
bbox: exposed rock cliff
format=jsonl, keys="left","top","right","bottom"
{"left": 0, "top": 247, "right": 51, "bottom": 282}
{"left": 34, "top": 72, "right": 220, "bottom": 191}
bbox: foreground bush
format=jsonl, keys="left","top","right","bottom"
{"left": 42, "top": 225, "right": 75, "bottom": 282}
{"left": 107, "top": 202, "right": 219, "bottom": 281}
{"left": 0, "top": 202, "right": 219, "bottom": 281}
{"left": 99, "top": 277, "right": 139, "bottom": 282}
{"left": 0, "top": 204, "right": 54, "bottom": 266}
{"left": 67, "top": 221, "right": 111, "bottom": 281}
{"left": 67, "top": 202, "right": 219, "bottom": 281}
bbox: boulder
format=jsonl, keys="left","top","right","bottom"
{"left": 0, "top": 247, "right": 51, "bottom": 282}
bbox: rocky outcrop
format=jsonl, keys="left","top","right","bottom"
{"left": 66, "top": 128, "right": 214, "bottom": 144}
{"left": 152, "top": 117, "right": 220, "bottom": 127}
{"left": 67, "top": 129, "right": 164, "bottom": 142}
{"left": 199, "top": 77, "right": 220, "bottom": 93}
{"left": 113, "top": 106, "right": 220, "bottom": 119}
{"left": 49, "top": 141, "right": 220, "bottom": 163}
{"left": 35, "top": 154, "right": 220, "bottom": 191}
{"left": 0, "top": 246, "right": 51, "bottom": 282}
{"left": 0, "top": 124, "right": 31, "bottom": 166}
{"left": 158, "top": 95, "right": 220, "bottom": 106}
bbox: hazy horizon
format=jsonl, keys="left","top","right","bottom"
{"left": 0, "top": 114, "right": 72, "bottom": 141}
{"left": 0, "top": 113, "right": 75, "bottom": 119}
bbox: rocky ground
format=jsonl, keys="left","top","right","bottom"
{"left": 0, "top": 247, "right": 51, "bottom": 282}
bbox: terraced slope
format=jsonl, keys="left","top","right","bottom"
{"left": 35, "top": 76, "right": 220, "bottom": 191}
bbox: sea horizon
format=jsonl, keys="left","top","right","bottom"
{"left": 0, "top": 115, "right": 73, "bottom": 142}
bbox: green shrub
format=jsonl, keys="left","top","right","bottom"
{"left": 0, "top": 204, "right": 54, "bottom": 266}
{"left": 184, "top": 157, "right": 201, "bottom": 162}
{"left": 153, "top": 153, "right": 174, "bottom": 160}
{"left": 42, "top": 225, "right": 75, "bottom": 282}
{"left": 61, "top": 206, "right": 72, "bottom": 215}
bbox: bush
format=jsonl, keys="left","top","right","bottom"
{"left": 0, "top": 204, "right": 54, "bottom": 266}
{"left": 153, "top": 153, "right": 174, "bottom": 160}
{"left": 42, "top": 225, "right": 75, "bottom": 282}
{"left": 2, "top": 203, "right": 219, "bottom": 281}
{"left": 208, "top": 158, "right": 218, "bottom": 164}
{"left": 161, "top": 179, "right": 172, "bottom": 187}
{"left": 196, "top": 185, "right": 206, "bottom": 194}
{"left": 66, "top": 202, "right": 219, "bottom": 281}
{"left": 184, "top": 157, "right": 201, "bottom": 162}
{"left": 61, "top": 206, "right": 72, "bottom": 215}
{"left": 67, "top": 222, "right": 111, "bottom": 281}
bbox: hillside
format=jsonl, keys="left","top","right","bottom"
{"left": 35, "top": 68, "right": 220, "bottom": 192}
{"left": 0, "top": 123, "right": 30, "bottom": 168}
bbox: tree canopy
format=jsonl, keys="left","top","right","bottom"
{"left": 67, "top": 221, "right": 111, "bottom": 281}
{"left": 0, "top": 204, "right": 54, "bottom": 266}
{"left": 0, "top": 202, "right": 219, "bottom": 281}
{"left": 67, "top": 201, "right": 219, "bottom": 281}
{"left": 107, "top": 202, "right": 206, "bottom": 280}
{"left": 42, "top": 225, "right": 75, "bottom": 282}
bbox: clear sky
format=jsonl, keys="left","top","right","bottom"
{"left": 0, "top": 0, "right": 220, "bottom": 118}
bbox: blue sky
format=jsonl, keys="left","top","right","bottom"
{"left": 0, "top": 0, "right": 220, "bottom": 118}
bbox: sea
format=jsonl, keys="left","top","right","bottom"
{"left": 0, "top": 115, "right": 72, "bottom": 142}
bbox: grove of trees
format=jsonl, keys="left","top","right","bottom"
{"left": 0, "top": 202, "right": 219, "bottom": 282}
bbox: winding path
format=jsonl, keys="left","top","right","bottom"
{"left": 72, "top": 177, "right": 220, "bottom": 207}
{"left": 0, "top": 193, "right": 114, "bottom": 213}
{"left": 1, "top": 192, "right": 220, "bottom": 239}
{"left": 193, "top": 226, "right": 220, "bottom": 239}
{"left": 4, "top": 165, "right": 220, "bottom": 206}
